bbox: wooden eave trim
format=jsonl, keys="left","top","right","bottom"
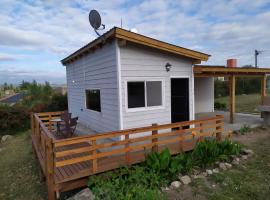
{"left": 194, "top": 66, "right": 270, "bottom": 74}
{"left": 61, "top": 28, "right": 116, "bottom": 65}
{"left": 61, "top": 27, "right": 210, "bottom": 65}
{"left": 114, "top": 28, "right": 209, "bottom": 61}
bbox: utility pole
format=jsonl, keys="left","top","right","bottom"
{"left": 255, "top": 49, "right": 262, "bottom": 68}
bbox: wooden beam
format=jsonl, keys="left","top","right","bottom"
{"left": 261, "top": 74, "right": 267, "bottom": 104}
{"left": 229, "top": 75, "right": 236, "bottom": 123}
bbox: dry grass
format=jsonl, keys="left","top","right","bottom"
{"left": 0, "top": 131, "right": 46, "bottom": 200}
{"left": 215, "top": 93, "right": 261, "bottom": 114}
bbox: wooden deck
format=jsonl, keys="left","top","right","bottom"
{"left": 31, "top": 111, "right": 225, "bottom": 200}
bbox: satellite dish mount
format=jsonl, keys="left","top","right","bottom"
{"left": 89, "top": 10, "right": 105, "bottom": 36}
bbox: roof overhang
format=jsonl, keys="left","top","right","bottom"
{"left": 61, "top": 27, "right": 210, "bottom": 65}
{"left": 194, "top": 65, "right": 270, "bottom": 77}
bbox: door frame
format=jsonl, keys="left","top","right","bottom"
{"left": 170, "top": 76, "right": 194, "bottom": 123}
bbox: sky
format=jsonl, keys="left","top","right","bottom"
{"left": 1, "top": 0, "right": 270, "bottom": 84}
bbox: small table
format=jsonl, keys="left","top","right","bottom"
{"left": 50, "top": 118, "right": 63, "bottom": 135}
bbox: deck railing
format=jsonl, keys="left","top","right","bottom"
{"left": 31, "top": 111, "right": 224, "bottom": 200}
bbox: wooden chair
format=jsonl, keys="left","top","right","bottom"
{"left": 59, "top": 112, "right": 78, "bottom": 138}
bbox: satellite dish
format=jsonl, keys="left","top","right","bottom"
{"left": 89, "top": 10, "right": 105, "bottom": 36}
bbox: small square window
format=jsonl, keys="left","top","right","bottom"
{"left": 85, "top": 89, "right": 101, "bottom": 112}
{"left": 127, "top": 82, "right": 145, "bottom": 108}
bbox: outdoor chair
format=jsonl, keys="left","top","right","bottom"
{"left": 58, "top": 112, "right": 78, "bottom": 138}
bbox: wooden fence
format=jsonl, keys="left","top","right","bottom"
{"left": 31, "top": 111, "right": 224, "bottom": 200}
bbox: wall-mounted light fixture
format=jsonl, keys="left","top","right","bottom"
{"left": 72, "top": 80, "right": 75, "bottom": 83}
{"left": 165, "top": 62, "right": 172, "bottom": 72}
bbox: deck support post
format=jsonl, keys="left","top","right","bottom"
{"left": 152, "top": 123, "right": 158, "bottom": 152}
{"left": 261, "top": 74, "right": 267, "bottom": 104}
{"left": 229, "top": 75, "right": 236, "bottom": 124}
{"left": 125, "top": 134, "right": 130, "bottom": 165}
{"left": 216, "top": 117, "right": 223, "bottom": 141}
{"left": 46, "top": 138, "right": 56, "bottom": 200}
{"left": 92, "top": 140, "right": 97, "bottom": 174}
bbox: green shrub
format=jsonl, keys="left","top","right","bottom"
{"left": 0, "top": 104, "right": 30, "bottom": 135}
{"left": 239, "top": 124, "right": 251, "bottom": 135}
{"left": 88, "top": 166, "right": 166, "bottom": 200}
{"left": 88, "top": 139, "right": 242, "bottom": 199}
{"left": 46, "top": 93, "right": 68, "bottom": 112}
{"left": 192, "top": 139, "right": 242, "bottom": 167}
{"left": 214, "top": 101, "right": 227, "bottom": 110}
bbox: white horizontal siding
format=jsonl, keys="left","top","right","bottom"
{"left": 65, "top": 41, "right": 120, "bottom": 133}
{"left": 120, "top": 43, "right": 194, "bottom": 131}
{"left": 194, "top": 77, "right": 214, "bottom": 113}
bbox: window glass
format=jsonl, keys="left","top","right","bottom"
{"left": 85, "top": 89, "right": 101, "bottom": 112}
{"left": 127, "top": 82, "right": 145, "bottom": 108}
{"left": 146, "top": 81, "right": 162, "bottom": 106}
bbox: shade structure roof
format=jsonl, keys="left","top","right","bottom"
{"left": 194, "top": 65, "right": 270, "bottom": 77}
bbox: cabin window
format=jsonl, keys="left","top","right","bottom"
{"left": 85, "top": 89, "right": 101, "bottom": 112}
{"left": 127, "top": 82, "right": 145, "bottom": 108}
{"left": 127, "top": 80, "right": 163, "bottom": 109}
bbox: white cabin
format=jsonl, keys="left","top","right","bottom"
{"left": 62, "top": 27, "right": 213, "bottom": 135}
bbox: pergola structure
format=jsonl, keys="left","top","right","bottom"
{"left": 194, "top": 65, "right": 270, "bottom": 123}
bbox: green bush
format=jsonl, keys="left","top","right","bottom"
{"left": 0, "top": 105, "right": 30, "bottom": 135}
{"left": 192, "top": 139, "right": 242, "bottom": 167}
{"left": 46, "top": 94, "right": 68, "bottom": 112}
{"left": 239, "top": 124, "right": 251, "bottom": 135}
{"left": 88, "top": 139, "right": 242, "bottom": 199}
{"left": 88, "top": 166, "right": 166, "bottom": 200}
{"left": 214, "top": 101, "right": 227, "bottom": 110}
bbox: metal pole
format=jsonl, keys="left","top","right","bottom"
{"left": 255, "top": 49, "right": 258, "bottom": 68}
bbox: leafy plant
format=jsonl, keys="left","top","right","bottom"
{"left": 88, "top": 166, "right": 166, "bottom": 200}
{"left": 239, "top": 124, "right": 251, "bottom": 135}
{"left": 214, "top": 101, "right": 227, "bottom": 110}
{"left": 192, "top": 139, "right": 243, "bottom": 167}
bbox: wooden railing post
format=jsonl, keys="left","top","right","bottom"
{"left": 179, "top": 126, "right": 184, "bottom": 152}
{"left": 125, "top": 134, "right": 130, "bottom": 165}
{"left": 92, "top": 139, "right": 97, "bottom": 174}
{"left": 45, "top": 138, "right": 56, "bottom": 200}
{"left": 48, "top": 114, "right": 52, "bottom": 132}
{"left": 152, "top": 123, "right": 158, "bottom": 152}
{"left": 216, "top": 117, "right": 223, "bottom": 141}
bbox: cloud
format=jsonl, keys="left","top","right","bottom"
{"left": 0, "top": 0, "right": 270, "bottom": 84}
{"left": 0, "top": 67, "right": 66, "bottom": 84}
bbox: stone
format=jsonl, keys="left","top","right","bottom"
{"left": 161, "top": 187, "right": 170, "bottom": 191}
{"left": 206, "top": 169, "right": 213, "bottom": 175}
{"left": 1, "top": 135, "right": 13, "bottom": 143}
{"left": 215, "top": 161, "right": 220, "bottom": 165}
{"left": 219, "top": 163, "right": 227, "bottom": 170}
{"left": 192, "top": 169, "right": 200, "bottom": 175}
{"left": 170, "top": 181, "right": 181, "bottom": 188}
{"left": 213, "top": 168, "right": 219, "bottom": 173}
{"left": 67, "top": 188, "right": 94, "bottom": 200}
{"left": 241, "top": 155, "right": 248, "bottom": 160}
{"left": 241, "top": 149, "right": 254, "bottom": 155}
{"left": 235, "top": 157, "right": 240, "bottom": 162}
{"left": 179, "top": 175, "right": 191, "bottom": 185}
{"left": 232, "top": 160, "right": 240, "bottom": 165}
{"left": 194, "top": 174, "right": 205, "bottom": 179}
{"left": 201, "top": 172, "right": 208, "bottom": 177}
{"left": 224, "top": 163, "right": 232, "bottom": 169}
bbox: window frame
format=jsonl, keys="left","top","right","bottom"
{"left": 85, "top": 88, "right": 102, "bottom": 113}
{"left": 125, "top": 78, "right": 165, "bottom": 112}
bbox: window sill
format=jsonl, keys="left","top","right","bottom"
{"left": 126, "top": 105, "right": 165, "bottom": 113}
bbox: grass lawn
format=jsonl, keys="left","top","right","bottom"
{"left": 215, "top": 93, "right": 261, "bottom": 114}
{"left": 0, "top": 131, "right": 46, "bottom": 200}
{"left": 0, "top": 129, "right": 270, "bottom": 200}
{"left": 189, "top": 128, "right": 270, "bottom": 200}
